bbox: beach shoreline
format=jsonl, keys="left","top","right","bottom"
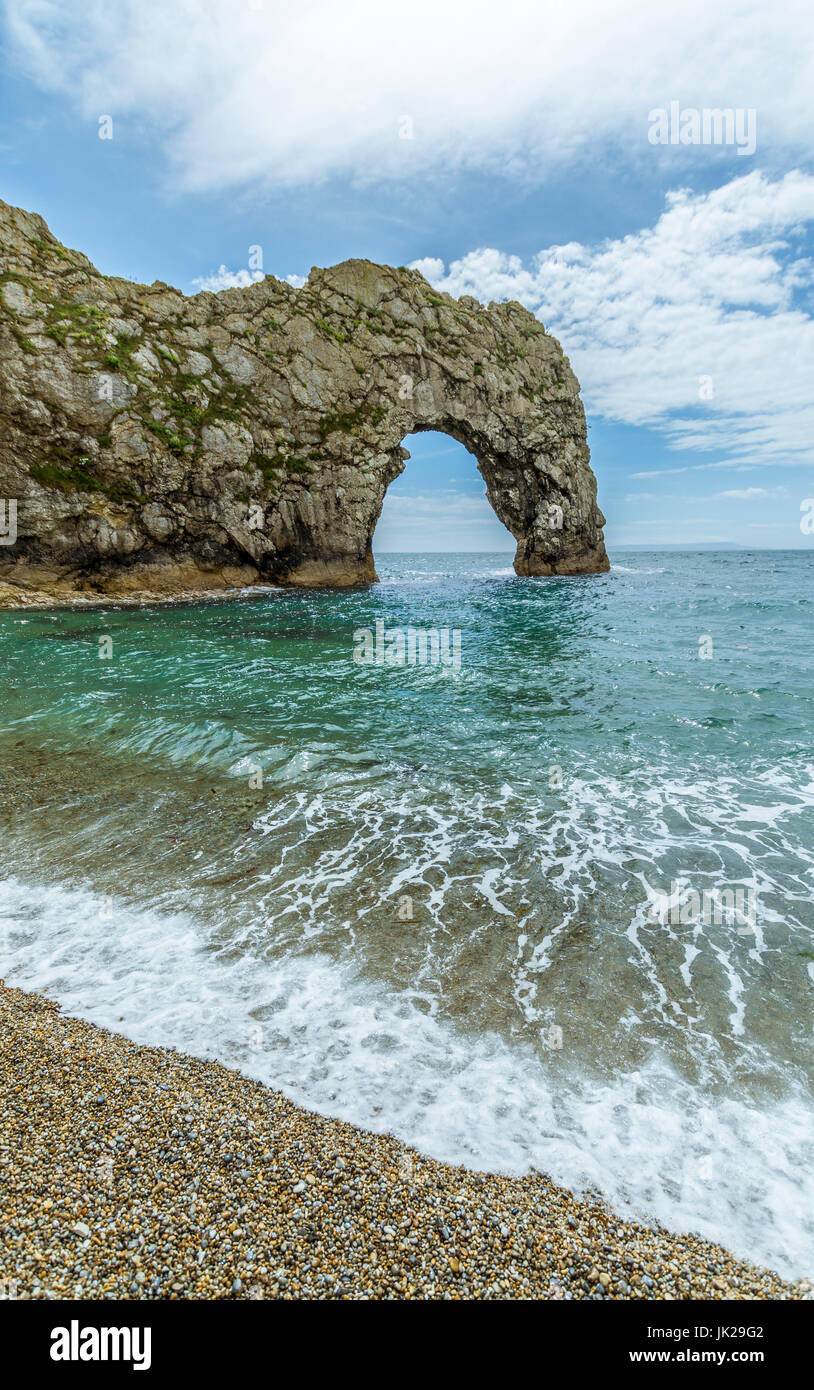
{"left": 0, "top": 569, "right": 283, "bottom": 611}
{"left": 0, "top": 984, "right": 807, "bottom": 1302}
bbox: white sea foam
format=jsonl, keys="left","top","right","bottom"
{"left": 1, "top": 873, "right": 812, "bottom": 1280}
{"left": 610, "top": 564, "right": 666, "bottom": 575}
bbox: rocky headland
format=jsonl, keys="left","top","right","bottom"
{"left": 0, "top": 200, "right": 608, "bottom": 606}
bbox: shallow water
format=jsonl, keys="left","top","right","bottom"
{"left": 1, "top": 550, "right": 812, "bottom": 1276}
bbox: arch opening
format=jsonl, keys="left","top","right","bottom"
{"left": 372, "top": 430, "right": 515, "bottom": 559}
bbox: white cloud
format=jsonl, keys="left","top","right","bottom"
{"left": 716, "top": 487, "right": 775, "bottom": 499}
{"left": 382, "top": 491, "right": 491, "bottom": 515}
{"left": 412, "top": 172, "right": 814, "bottom": 469}
{"left": 624, "top": 487, "right": 780, "bottom": 502}
{"left": 5, "top": 0, "right": 814, "bottom": 190}
{"left": 191, "top": 265, "right": 264, "bottom": 293}
{"left": 190, "top": 266, "right": 306, "bottom": 293}
{"left": 629, "top": 462, "right": 762, "bottom": 479}
{"left": 375, "top": 489, "right": 514, "bottom": 550}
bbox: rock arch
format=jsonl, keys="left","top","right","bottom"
{"left": 257, "top": 261, "right": 608, "bottom": 586}
{"left": 0, "top": 201, "right": 608, "bottom": 604}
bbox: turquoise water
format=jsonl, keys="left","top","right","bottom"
{"left": 1, "top": 550, "right": 813, "bottom": 1275}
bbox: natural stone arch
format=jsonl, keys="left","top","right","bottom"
{"left": 265, "top": 261, "right": 608, "bottom": 586}
{"left": 0, "top": 202, "right": 608, "bottom": 604}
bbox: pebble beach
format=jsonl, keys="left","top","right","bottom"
{"left": 0, "top": 984, "right": 807, "bottom": 1302}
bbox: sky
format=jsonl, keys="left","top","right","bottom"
{"left": 2, "top": 0, "right": 814, "bottom": 551}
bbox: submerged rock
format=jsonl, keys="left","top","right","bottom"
{"left": 0, "top": 200, "right": 608, "bottom": 603}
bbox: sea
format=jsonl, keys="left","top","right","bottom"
{"left": 1, "top": 549, "right": 812, "bottom": 1278}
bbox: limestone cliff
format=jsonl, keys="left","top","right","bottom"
{"left": 0, "top": 199, "right": 608, "bottom": 604}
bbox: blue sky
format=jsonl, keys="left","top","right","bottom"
{"left": 2, "top": 0, "right": 814, "bottom": 552}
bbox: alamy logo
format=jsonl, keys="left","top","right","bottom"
{"left": 647, "top": 880, "right": 757, "bottom": 934}
{"left": 0, "top": 499, "right": 17, "bottom": 545}
{"left": 648, "top": 103, "right": 757, "bottom": 156}
{"left": 50, "top": 1321, "right": 151, "bottom": 1371}
{"left": 353, "top": 619, "right": 461, "bottom": 670}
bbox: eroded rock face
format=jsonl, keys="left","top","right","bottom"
{"left": 0, "top": 199, "right": 608, "bottom": 604}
